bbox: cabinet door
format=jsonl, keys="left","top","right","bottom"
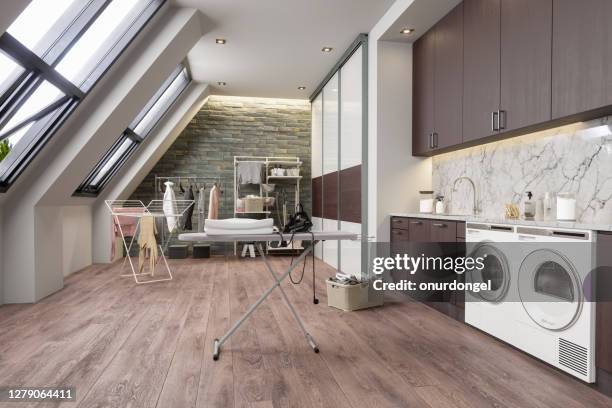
{"left": 500, "top": 0, "right": 552, "bottom": 132}
{"left": 433, "top": 3, "right": 463, "bottom": 149}
{"left": 552, "top": 0, "right": 612, "bottom": 119}
{"left": 430, "top": 221, "right": 457, "bottom": 242}
{"left": 412, "top": 30, "right": 435, "bottom": 155}
{"left": 597, "top": 233, "right": 612, "bottom": 374}
{"left": 408, "top": 218, "right": 431, "bottom": 242}
{"left": 463, "top": 0, "right": 500, "bottom": 142}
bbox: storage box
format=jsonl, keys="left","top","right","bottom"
{"left": 169, "top": 244, "right": 188, "bottom": 259}
{"left": 193, "top": 244, "right": 210, "bottom": 259}
{"left": 326, "top": 279, "right": 381, "bottom": 311}
{"left": 244, "top": 196, "right": 264, "bottom": 212}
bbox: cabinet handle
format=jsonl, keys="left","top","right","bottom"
{"left": 433, "top": 132, "right": 438, "bottom": 148}
{"left": 491, "top": 111, "right": 499, "bottom": 132}
{"left": 433, "top": 223, "right": 446, "bottom": 228}
{"left": 499, "top": 110, "right": 506, "bottom": 130}
{"left": 428, "top": 133, "right": 434, "bottom": 149}
{"left": 410, "top": 221, "right": 422, "bottom": 225}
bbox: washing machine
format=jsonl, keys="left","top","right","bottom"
{"left": 464, "top": 223, "right": 520, "bottom": 342}
{"left": 512, "top": 226, "right": 596, "bottom": 383}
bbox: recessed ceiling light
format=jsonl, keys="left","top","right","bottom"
{"left": 217, "top": 81, "right": 227, "bottom": 86}
{"left": 297, "top": 86, "right": 306, "bottom": 90}
{"left": 215, "top": 38, "right": 226, "bottom": 44}
{"left": 400, "top": 28, "right": 414, "bottom": 35}
{"left": 321, "top": 47, "right": 333, "bottom": 53}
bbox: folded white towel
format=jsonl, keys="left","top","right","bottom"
{"left": 204, "top": 218, "right": 273, "bottom": 230}
{"left": 204, "top": 227, "right": 274, "bottom": 235}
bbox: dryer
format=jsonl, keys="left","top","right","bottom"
{"left": 513, "top": 226, "right": 596, "bottom": 383}
{"left": 464, "top": 223, "right": 520, "bottom": 342}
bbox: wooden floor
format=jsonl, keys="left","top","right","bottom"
{"left": 1, "top": 257, "right": 611, "bottom": 408}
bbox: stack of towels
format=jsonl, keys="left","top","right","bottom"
{"left": 204, "top": 218, "right": 274, "bottom": 235}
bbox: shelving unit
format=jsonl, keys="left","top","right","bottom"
{"left": 233, "top": 156, "right": 303, "bottom": 254}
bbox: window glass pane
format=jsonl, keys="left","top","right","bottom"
{"left": 1, "top": 82, "right": 63, "bottom": 136}
{"left": 7, "top": 0, "right": 79, "bottom": 56}
{"left": 132, "top": 69, "right": 189, "bottom": 136}
{"left": 0, "top": 51, "right": 24, "bottom": 98}
{"left": 90, "top": 138, "right": 134, "bottom": 186}
{"left": 56, "top": 0, "right": 141, "bottom": 84}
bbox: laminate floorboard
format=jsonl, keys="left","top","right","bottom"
{"left": 0, "top": 257, "right": 610, "bottom": 407}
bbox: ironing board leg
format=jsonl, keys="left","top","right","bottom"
{"left": 212, "top": 244, "right": 316, "bottom": 360}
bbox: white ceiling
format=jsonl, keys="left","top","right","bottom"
{"left": 174, "top": 0, "right": 395, "bottom": 99}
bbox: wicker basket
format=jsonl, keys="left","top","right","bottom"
{"left": 244, "top": 196, "right": 264, "bottom": 212}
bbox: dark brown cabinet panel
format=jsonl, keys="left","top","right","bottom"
{"left": 433, "top": 3, "right": 463, "bottom": 149}
{"left": 322, "top": 172, "right": 338, "bottom": 219}
{"left": 312, "top": 176, "right": 322, "bottom": 218}
{"left": 413, "top": 30, "right": 435, "bottom": 155}
{"left": 463, "top": 0, "right": 501, "bottom": 142}
{"left": 408, "top": 218, "right": 431, "bottom": 242}
{"left": 339, "top": 165, "right": 361, "bottom": 223}
{"left": 500, "top": 0, "right": 552, "bottom": 132}
{"left": 390, "top": 216, "right": 411, "bottom": 231}
{"left": 597, "top": 233, "right": 612, "bottom": 376}
{"left": 552, "top": 0, "right": 612, "bottom": 119}
{"left": 429, "top": 220, "right": 458, "bottom": 242}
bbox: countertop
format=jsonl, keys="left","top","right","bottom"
{"left": 389, "top": 212, "right": 612, "bottom": 232}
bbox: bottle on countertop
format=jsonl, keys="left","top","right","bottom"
{"left": 435, "top": 195, "right": 445, "bottom": 215}
{"left": 543, "top": 192, "right": 553, "bottom": 220}
{"left": 523, "top": 191, "right": 535, "bottom": 220}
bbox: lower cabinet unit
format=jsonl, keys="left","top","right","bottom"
{"left": 390, "top": 216, "right": 465, "bottom": 321}
{"left": 596, "top": 232, "right": 612, "bottom": 394}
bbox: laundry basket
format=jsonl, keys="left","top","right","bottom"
{"left": 326, "top": 279, "right": 371, "bottom": 311}
{"left": 244, "top": 196, "right": 264, "bottom": 212}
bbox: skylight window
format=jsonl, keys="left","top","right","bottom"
{"left": 0, "top": 0, "right": 165, "bottom": 192}
{"left": 75, "top": 64, "right": 190, "bottom": 196}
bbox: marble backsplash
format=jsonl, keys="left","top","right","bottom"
{"left": 432, "top": 116, "right": 612, "bottom": 224}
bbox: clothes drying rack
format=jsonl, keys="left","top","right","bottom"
{"left": 106, "top": 199, "right": 194, "bottom": 284}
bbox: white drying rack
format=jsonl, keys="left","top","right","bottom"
{"left": 106, "top": 199, "right": 195, "bottom": 284}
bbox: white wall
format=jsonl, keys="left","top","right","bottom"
{"left": 368, "top": 0, "right": 432, "bottom": 244}
{"left": 62, "top": 206, "right": 92, "bottom": 277}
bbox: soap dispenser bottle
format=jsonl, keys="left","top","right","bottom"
{"left": 523, "top": 191, "right": 535, "bottom": 220}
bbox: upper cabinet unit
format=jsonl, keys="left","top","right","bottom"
{"left": 462, "top": 0, "right": 500, "bottom": 143}
{"left": 552, "top": 0, "right": 612, "bottom": 119}
{"left": 413, "top": 4, "right": 463, "bottom": 155}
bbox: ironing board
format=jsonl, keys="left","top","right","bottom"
{"left": 178, "top": 231, "right": 359, "bottom": 360}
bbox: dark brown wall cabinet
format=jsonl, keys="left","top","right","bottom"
{"left": 413, "top": 3, "right": 463, "bottom": 154}
{"left": 552, "top": 0, "right": 612, "bottom": 120}
{"left": 415, "top": 0, "right": 555, "bottom": 156}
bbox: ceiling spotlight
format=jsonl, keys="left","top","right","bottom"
{"left": 217, "top": 81, "right": 227, "bottom": 86}
{"left": 400, "top": 28, "right": 414, "bottom": 35}
{"left": 215, "top": 38, "right": 226, "bottom": 44}
{"left": 298, "top": 86, "right": 306, "bottom": 90}
{"left": 321, "top": 47, "right": 333, "bottom": 53}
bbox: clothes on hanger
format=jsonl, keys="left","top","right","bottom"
{"left": 163, "top": 181, "right": 178, "bottom": 232}
{"left": 208, "top": 183, "right": 220, "bottom": 219}
{"left": 181, "top": 185, "right": 194, "bottom": 230}
{"left": 237, "top": 162, "right": 263, "bottom": 184}
{"left": 197, "top": 186, "right": 206, "bottom": 232}
{"left": 110, "top": 207, "right": 145, "bottom": 261}
{"left": 138, "top": 215, "right": 158, "bottom": 274}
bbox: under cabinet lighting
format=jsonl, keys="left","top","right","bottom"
{"left": 297, "top": 86, "right": 306, "bottom": 90}
{"left": 217, "top": 81, "right": 227, "bottom": 86}
{"left": 400, "top": 28, "right": 414, "bottom": 35}
{"left": 321, "top": 47, "right": 333, "bottom": 52}
{"left": 215, "top": 38, "right": 226, "bottom": 44}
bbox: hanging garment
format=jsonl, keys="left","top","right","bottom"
{"left": 197, "top": 187, "right": 206, "bottom": 232}
{"left": 181, "top": 185, "right": 195, "bottom": 230}
{"left": 208, "top": 184, "right": 220, "bottom": 219}
{"left": 110, "top": 207, "right": 145, "bottom": 261}
{"left": 163, "top": 181, "right": 178, "bottom": 232}
{"left": 138, "top": 215, "right": 158, "bottom": 275}
{"left": 237, "top": 162, "right": 263, "bottom": 184}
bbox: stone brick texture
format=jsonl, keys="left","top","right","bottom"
{"left": 130, "top": 95, "right": 312, "bottom": 240}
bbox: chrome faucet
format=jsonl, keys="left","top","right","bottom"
{"left": 451, "top": 176, "right": 478, "bottom": 215}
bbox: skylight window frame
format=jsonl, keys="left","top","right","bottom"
{"left": 74, "top": 64, "right": 191, "bottom": 197}
{"left": 0, "top": 0, "right": 165, "bottom": 193}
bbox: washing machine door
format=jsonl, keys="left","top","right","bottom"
{"left": 518, "top": 249, "right": 582, "bottom": 331}
{"left": 466, "top": 243, "right": 511, "bottom": 302}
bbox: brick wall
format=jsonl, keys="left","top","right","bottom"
{"left": 130, "top": 95, "right": 312, "bottom": 236}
